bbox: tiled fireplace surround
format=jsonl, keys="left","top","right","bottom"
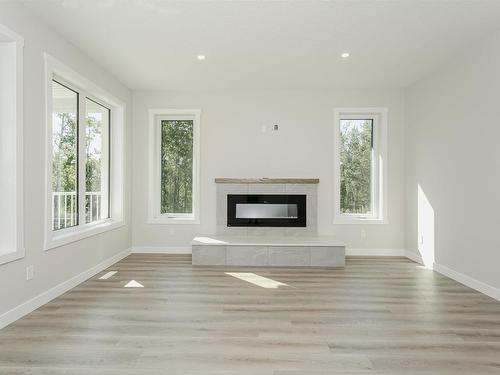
{"left": 215, "top": 178, "right": 318, "bottom": 236}
{"left": 191, "top": 178, "right": 346, "bottom": 267}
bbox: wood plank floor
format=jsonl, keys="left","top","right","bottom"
{"left": 1, "top": 254, "right": 500, "bottom": 374}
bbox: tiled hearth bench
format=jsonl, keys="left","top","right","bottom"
{"left": 191, "top": 236, "right": 346, "bottom": 267}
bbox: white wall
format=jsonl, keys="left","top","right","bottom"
{"left": 0, "top": 4, "right": 132, "bottom": 320}
{"left": 405, "top": 30, "right": 500, "bottom": 291}
{"left": 0, "top": 38, "right": 18, "bottom": 257}
{"left": 132, "top": 89, "right": 405, "bottom": 251}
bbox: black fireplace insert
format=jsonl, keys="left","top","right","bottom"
{"left": 227, "top": 194, "right": 306, "bottom": 227}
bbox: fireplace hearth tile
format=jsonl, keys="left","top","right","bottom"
{"left": 191, "top": 236, "right": 345, "bottom": 267}
{"left": 227, "top": 246, "right": 269, "bottom": 266}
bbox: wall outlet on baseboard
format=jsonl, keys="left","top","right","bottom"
{"left": 26, "top": 265, "right": 34, "bottom": 280}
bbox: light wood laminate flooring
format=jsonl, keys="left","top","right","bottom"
{"left": 1, "top": 254, "right": 500, "bottom": 374}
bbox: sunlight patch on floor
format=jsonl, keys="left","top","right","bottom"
{"left": 99, "top": 271, "right": 117, "bottom": 280}
{"left": 225, "top": 272, "right": 290, "bottom": 289}
{"left": 124, "top": 280, "right": 144, "bottom": 288}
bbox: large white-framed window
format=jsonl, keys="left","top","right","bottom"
{"left": 0, "top": 24, "right": 24, "bottom": 265}
{"left": 148, "top": 109, "right": 200, "bottom": 224}
{"left": 333, "top": 108, "right": 388, "bottom": 224}
{"left": 44, "top": 54, "right": 126, "bottom": 250}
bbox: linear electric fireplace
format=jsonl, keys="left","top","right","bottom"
{"left": 227, "top": 194, "right": 306, "bottom": 227}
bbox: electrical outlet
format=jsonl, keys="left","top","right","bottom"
{"left": 261, "top": 125, "right": 267, "bottom": 133}
{"left": 420, "top": 235, "right": 424, "bottom": 245}
{"left": 169, "top": 227, "right": 175, "bottom": 235}
{"left": 360, "top": 229, "right": 367, "bottom": 240}
{"left": 26, "top": 265, "right": 34, "bottom": 281}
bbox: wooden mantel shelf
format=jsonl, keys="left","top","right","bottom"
{"left": 214, "top": 177, "right": 319, "bottom": 184}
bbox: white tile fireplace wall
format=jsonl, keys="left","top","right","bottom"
{"left": 216, "top": 182, "right": 317, "bottom": 236}
{"left": 132, "top": 89, "right": 406, "bottom": 252}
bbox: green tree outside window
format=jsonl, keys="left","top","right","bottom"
{"left": 340, "top": 119, "right": 373, "bottom": 214}
{"left": 160, "top": 120, "right": 194, "bottom": 214}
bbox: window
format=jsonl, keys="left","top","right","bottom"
{"left": 51, "top": 80, "right": 79, "bottom": 230}
{"left": 161, "top": 118, "right": 193, "bottom": 216}
{"left": 0, "top": 24, "right": 24, "bottom": 265}
{"left": 334, "top": 108, "right": 387, "bottom": 224}
{"left": 340, "top": 119, "right": 373, "bottom": 215}
{"left": 148, "top": 109, "right": 200, "bottom": 224}
{"left": 85, "top": 99, "right": 110, "bottom": 223}
{"left": 45, "top": 54, "right": 125, "bottom": 250}
{"left": 51, "top": 79, "right": 111, "bottom": 230}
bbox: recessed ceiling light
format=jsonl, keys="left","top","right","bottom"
{"left": 341, "top": 52, "right": 350, "bottom": 58}
{"left": 197, "top": 55, "right": 206, "bottom": 60}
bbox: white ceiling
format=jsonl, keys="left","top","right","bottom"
{"left": 20, "top": 0, "right": 500, "bottom": 91}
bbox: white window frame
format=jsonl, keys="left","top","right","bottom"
{"left": 148, "top": 109, "right": 201, "bottom": 224}
{"left": 333, "top": 107, "right": 388, "bottom": 225}
{"left": 0, "top": 24, "right": 24, "bottom": 265}
{"left": 44, "top": 53, "right": 126, "bottom": 250}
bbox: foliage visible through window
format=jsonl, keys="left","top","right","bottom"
{"left": 339, "top": 119, "right": 373, "bottom": 215}
{"left": 85, "top": 99, "right": 110, "bottom": 223}
{"left": 160, "top": 119, "right": 194, "bottom": 215}
{"left": 51, "top": 79, "right": 112, "bottom": 231}
{"left": 52, "top": 81, "right": 78, "bottom": 230}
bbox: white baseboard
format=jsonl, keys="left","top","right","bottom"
{"left": 346, "top": 248, "right": 406, "bottom": 256}
{"left": 132, "top": 246, "right": 192, "bottom": 254}
{"left": 0, "top": 247, "right": 131, "bottom": 330}
{"left": 404, "top": 250, "right": 424, "bottom": 265}
{"left": 134, "top": 247, "right": 404, "bottom": 256}
{"left": 433, "top": 262, "right": 500, "bottom": 302}
{"left": 403, "top": 250, "right": 500, "bottom": 301}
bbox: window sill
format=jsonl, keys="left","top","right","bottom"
{"left": 333, "top": 216, "right": 388, "bottom": 225}
{"left": 147, "top": 216, "right": 200, "bottom": 225}
{"left": 44, "top": 219, "right": 125, "bottom": 251}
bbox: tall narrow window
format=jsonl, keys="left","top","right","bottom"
{"left": 148, "top": 109, "right": 200, "bottom": 224}
{"left": 51, "top": 80, "right": 78, "bottom": 230}
{"left": 85, "top": 99, "right": 110, "bottom": 223}
{"left": 334, "top": 108, "right": 387, "bottom": 224}
{"left": 339, "top": 119, "right": 373, "bottom": 215}
{"left": 161, "top": 119, "right": 194, "bottom": 216}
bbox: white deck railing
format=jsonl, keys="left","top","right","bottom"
{"left": 52, "top": 192, "right": 102, "bottom": 230}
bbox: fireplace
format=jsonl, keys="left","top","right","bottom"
{"left": 227, "top": 194, "right": 306, "bottom": 227}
